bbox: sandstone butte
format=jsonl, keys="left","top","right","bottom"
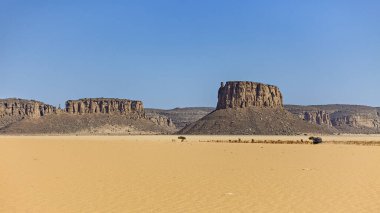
{"left": 216, "top": 81, "right": 283, "bottom": 110}
{"left": 179, "top": 81, "right": 332, "bottom": 135}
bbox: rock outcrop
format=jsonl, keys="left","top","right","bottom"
{"left": 65, "top": 98, "right": 144, "bottom": 117}
{"left": 0, "top": 98, "right": 56, "bottom": 129}
{"left": 179, "top": 81, "right": 332, "bottom": 135}
{"left": 147, "top": 115, "right": 175, "bottom": 128}
{"left": 1, "top": 98, "right": 176, "bottom": 134}
{"left": 0, "top": 98, "right": 56, "bottom": 118}
{"left": 217, "top": 81, "right": 283, "bottom": 110}
{"left": 303, "top": 111, "right": 332, "bottom": 126}
{"left": 330, "top": 112, "right": 380, "bottom": 130}
{"left": 145, "top": 107, "right": 215, "bottom": 129}
{"left": 285, "top": 105, "right": 380, "bottom": 133}
{"left": 285, "top": 106, "right": 332, "bottom": 127}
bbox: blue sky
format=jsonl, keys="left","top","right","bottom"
{"left": 1, "top": 0, "right": 379, "bottom": 108}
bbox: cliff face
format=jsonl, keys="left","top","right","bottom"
{"left": 64, "top": 98, "right": 176, "bottom": 129}
{"left": 147, "top": 115, "right": 175, "bottom": 128}
{"left": 216, "top": 81, "right": 283, "bottom": 110}
{"left": 0, "top": 98, "right": 56, "bottom": 129}
{"left": 1, "top": 98, "right": 176, "bottom": 134}
{"left": 285, "top": 106, "right": 332, "bottom": 127}
{"left": 285, "top": 105, "right": 380, "bottom": 133}
{"left": 65, "top": 98, "right": 144, "bottom": 117}
{"left": 0, "top": 98, "right": 55, "bottom": 119}
{"left": 330, "top": 114, "right": 380, "bottom": 129}
{"left": 304, "top": 111, "right": 332, "bottom": 126}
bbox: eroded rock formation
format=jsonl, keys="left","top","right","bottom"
{"left": 148, "top": 115, "right": 175, "bottom": 128}
{"left": 216, "top": 81, "right": 283, "bottom": 110}
{"left": 0, "top": 98, "right": 56, "bottom": 129}
{"left": 286, "top": 108, "right": 332, "bottom": 127}
{"left": 1, "top": 98, "right": 176, "bottom": 134}
{"left": 65, "top": 98, "right": 144, "bottom": 117}
{"left": 179, "top": 81, "right": 333, "bottom": 135}
{"left": 285, "top": 105, "right": 380, "bottom": 133}
{"left": 0, "top": 98, "right": 55, "bottom": 119}
{"left": 304, "top": 111, "right": 332, "bottom": 126}
{"left": 330, "top": 114, "right": 380, "bottom": 129}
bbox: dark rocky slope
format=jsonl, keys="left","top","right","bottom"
{"left": 178, "top": 107, "right": 332, "bottom": 135}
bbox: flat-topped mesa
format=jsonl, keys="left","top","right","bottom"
{"left": 216, "top": 81, "right": 283, "bottom": 110}
{"left": 65, "top": 98, "right": 144, "bottom": 117}
{"left": 0, "top": 98, "right": 56, "bottom": 119}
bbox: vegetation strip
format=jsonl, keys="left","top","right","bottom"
{"left": 197, "top": 139, "right": 380, "bottom": 146}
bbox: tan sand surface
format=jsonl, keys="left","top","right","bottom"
{"left": 1, "top": 135, "right": 380, "bottom": 212}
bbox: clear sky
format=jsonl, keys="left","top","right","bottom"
{"left": 1, "top": 0, "right": 379, "bottom": 109}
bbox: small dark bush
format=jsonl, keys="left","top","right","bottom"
{"left": 178, "top": 136, "right": 186, "bottom": 142}
{"left": 309, "top": 137, "right": 323, "bottom": 144}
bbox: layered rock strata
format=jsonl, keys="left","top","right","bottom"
{"left": 148, "top": 115, "right": 175, "bottom": 128}
{"left": 330, "top": 114, "right": 380, "bottom": 129}
{"left": 285, "top": 107, "right": 332, "bottom": 127}
{"left": 285, "top": 105, "right": 380, "bottom": 133}
{"left": 216, "top": 81, "right": 283, "bottom": 110}
{"left": 65, "top": 98, "right": 144, "bottom": 117}
{"left": 1, "top": 98, "right": 175, "bottom": 134}
{"left": 0, "top": 98, "right": 56, "bottom": 128}
{"left": 0, "top": 98, "right": 55, "bottom": 119}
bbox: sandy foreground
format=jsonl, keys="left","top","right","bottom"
{"left": 1, "top": 135, "right": 380, "bottom": 212}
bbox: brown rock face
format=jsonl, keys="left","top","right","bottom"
{"left": 331, "top": 115, "right": 380, "bottom": 129}
{"left": 293, "top": 110, "right": 332, "bottom": 127}
{"left": 65, "top": 98, "right": 144, "bottom": 117}
{"left": 0, "top": 98, "right": 56, "bottom": 119}
{"left": 285, "top": 105, "right": 380, "bottom": 133}
{"left": 0, "top": 98, "right": 56, "bottom": 129}
{"left": 148, "top": 115, "right": 175, "bottom": 128}
{"left": 216, "top": 81, "right": 283, "bottom": 110}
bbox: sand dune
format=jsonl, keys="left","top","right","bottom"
{"left": 1, "top": 135, "right": 380, "bottom": 212}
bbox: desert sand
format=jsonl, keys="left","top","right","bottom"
{"left": 1, "top": 135, "right": 380, "bottom": 212}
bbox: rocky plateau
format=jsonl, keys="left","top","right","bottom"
{"left": 0, "top": 98, "right": 175, "bottom": 134}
